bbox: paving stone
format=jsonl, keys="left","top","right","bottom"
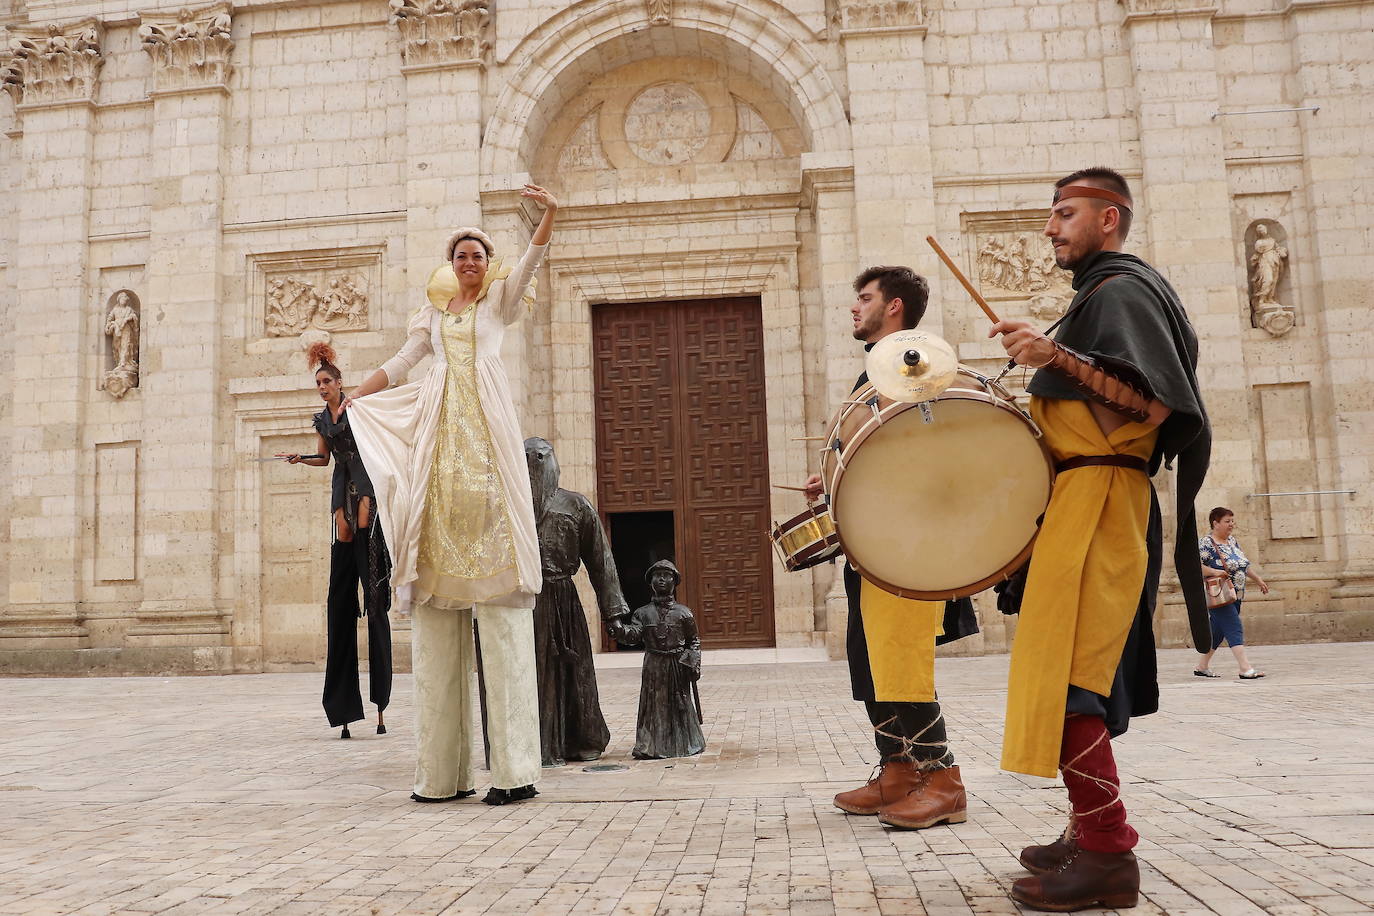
{"left": 1, "top": 643, "right": 1371, "bottom": 914}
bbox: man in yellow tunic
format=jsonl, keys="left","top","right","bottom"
{"left": 990, "top": 168, "right": 1211, "bottom": 911}
{"left": 804, "top": 267, "right": 980, "bottom": 831}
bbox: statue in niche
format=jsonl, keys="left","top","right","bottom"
{"left": 524, "top": 437, "right": 630, "bottom": 766}
{"left": 1247, "top": 221, "right": 1293, "bottom": 337}
{"left": 104, "top": 291, "right": 139, "bottom": 399}
{"left": 611, "top": 560, "right": 705, "bottom": 760}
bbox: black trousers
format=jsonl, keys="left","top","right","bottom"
{"left": 322, "top": 531, "right": 392, "bottom": 727}
{"left": 866, "top": 700, "right": 954, "bottom": 767}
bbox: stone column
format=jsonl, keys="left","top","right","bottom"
{"left": 1287, "top": 2, "right": 1374, "bottom": 608}
{"left": 1, "top": 19, "right": 104, "bottom": 646}
{"left": 836, "top": 0, "right": 945, "bottom": 335}
{"left": 391, "top": 0, "right": 489, "bottom": 304}
{"left": 1119, "top": 0, "right": 1258, "bottom": 640}
{"left": 129, "top": 3, "right": 234, "bottom": 650}
{"left": 802, "top": 158, "right": 859, "bottom": 658}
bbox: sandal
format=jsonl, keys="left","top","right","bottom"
{"left": 1193, "top": 669, "right": 1221, "bottom": 678}
{"left": 1239, "top": 669, "right": 1266, "bottom": 679}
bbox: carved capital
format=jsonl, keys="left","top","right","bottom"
{"left": 2, "top": 19, "right": 104, "bottom": 108}
{"left": 138, "top": 3, "right": 234, "bottom": 94}
{"left": 833, "top": 0, "right": 925, "bottom": 33}
{"left": 389, "top": 0, "right": 491, "bottom": 69}
{"left": 645, "top": 0, "right": 672, "bottom": 25}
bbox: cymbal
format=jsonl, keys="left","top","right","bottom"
{"left": 865, "top": 330, "right": 959, "bottom": 403}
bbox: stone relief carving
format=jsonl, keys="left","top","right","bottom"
{"left": 389, "top": 0, "right": 491, "bottom": 67}
{"left": 975, "top": 230, "right": 1073, "bottom": 319}
{"left": 2, "top": 20, "right": 103, "bottom": 107}
{"left": 645, "top": 0, "right": 672, "bottom": 24}
{"left": 556, "top": 109, "right": 613, "bottom": 173}
{"left": 833, "top": 0, "right": 925, "bottom": 31}
{"left": 266, "top": 274, "right": 369, "bottom": 337}
{"left": 1247, "top": 220, "right": 1293, "bottom": 337}
{"left": 138, "top": 3, "right": 234, "bottom": 92}
{"left": 104, "top": 290, "right": 140, "bottom": 399}
{"left": 727, "top": 99, "right": 784, "bottom": 161}
{"left": 624, "top": 82, "right": 712, "bottom": 165}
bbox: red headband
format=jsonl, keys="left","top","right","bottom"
{"left": 1052, "top": 184, "right": 1133, "bottom": 212}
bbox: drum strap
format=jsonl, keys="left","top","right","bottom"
{"left": 1055, "top": 455, "right": 1149, "bottom": 474}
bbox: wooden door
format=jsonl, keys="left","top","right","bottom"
{"left": 593, "top": 297, "right": 775, "bottom": 648}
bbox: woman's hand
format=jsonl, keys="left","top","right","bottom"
{"left": 989, "top": 319, "right": 1055, "bottom": 367}
{"left": 1257, "top": 580, "right": 1270, "bottom": 595}
{"left": 521, "top": 183, "right": 558, "bottom": 211}
{"left": 276, "top": 453, "right": 301, "bottom": 464}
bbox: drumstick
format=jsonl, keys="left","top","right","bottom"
{"left": 926, "top": 235, "right": 1001, "bottom": 325}
{"left": 772, "top": 484, "right": 812, "bottom": 492}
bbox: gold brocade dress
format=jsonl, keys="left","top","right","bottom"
{"left": 413, "top": 304, "right": 521, "bottom": 608}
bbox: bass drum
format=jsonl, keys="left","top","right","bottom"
{"left": 820, "top": 369, "right": 1054, "bottom": 600}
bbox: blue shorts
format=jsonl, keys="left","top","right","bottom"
{"left": 1209, "top": 602, "right": 1244, "bottom": 650}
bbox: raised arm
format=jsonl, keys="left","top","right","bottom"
{"left": 497, "top": 185, "right": 558, "bottom": 324}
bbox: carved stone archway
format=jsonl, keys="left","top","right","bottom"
{"left": 479, "top": 0, "right": 850, "bottom": 182}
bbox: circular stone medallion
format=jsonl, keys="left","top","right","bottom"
{"left": 623, "top": 82, "right": 712, "bottom": 165}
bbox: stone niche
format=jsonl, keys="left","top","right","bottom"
{"left": 101, "top": 289, "right": 141, "bottom": 399}
{"left": 248, "top": 245, "right": 384, "bottom": 341}
{"left": 1245, "top": 219, "right": 1294, "bottom": 337}
{"left": 961, "top": 211, "right": 1073, "bottom": 322}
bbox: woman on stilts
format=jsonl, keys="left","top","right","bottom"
{"left": 346, "top": 185, "right": 559, "bottom": 804}
{"left": 281, "top": 342, "right": 393, "bottom": 738}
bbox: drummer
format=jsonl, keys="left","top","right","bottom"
{"left": 990, "top": 167, "right": 1210, "bottom": 911}
{"left": 803, "top": 266, "right": 979, "bottom": 830}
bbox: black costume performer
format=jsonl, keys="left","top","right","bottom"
{"left": 525, "top": 437, "right": 630, "bottom": 765}
{"left": 315, "top": 402, "right": 393, "bottom": 734}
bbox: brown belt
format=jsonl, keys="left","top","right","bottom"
{"left": 1055, "top": 455, "right": 1149, "bottom": 474}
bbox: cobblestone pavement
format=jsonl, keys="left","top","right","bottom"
{"left": 2, "top": 642, "right": 1372, "bottom": 915}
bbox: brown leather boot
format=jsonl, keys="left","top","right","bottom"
{"left": 876, "top": 764, "right": 968, "bottom": 829}
{"left": 1010, "top": 848, "right": 1139, "bottom": 911}
{"left": 1020, "top": 830, "right": 1077, "bottom": 875}
{"left": 833, "top": 760, "right": 922, "bottom": 816}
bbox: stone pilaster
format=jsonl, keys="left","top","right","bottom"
{"left": 2, "top": 19, "right": 104, "bottom": 645}
{"left": 1119, "top": 1, "right": 1257, "bottom": 616}
{"left": 392, "top": 0, "right": 489, "bottom": 301}
{"left": 836, "top": 0, "right": 945, "bottom": 335}
{"left": 1286, "top": 1, "right": 1374, "bottom": 606}
{"left": 130, "top": 3, "right": 234, "bottom": 646}
{"left": 802, "top": 158, "right": 857, "bottom": 659}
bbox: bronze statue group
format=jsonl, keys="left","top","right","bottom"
{"left": 283, "top": 168, "right": 1211, "bottom": 912}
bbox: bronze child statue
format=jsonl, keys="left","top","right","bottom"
{"left": 613, "top": 559, "right": 705, "bottom": 760}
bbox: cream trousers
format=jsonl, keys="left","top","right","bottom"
{"left": 411, "top": 601, "right": 541, "bottom": 797}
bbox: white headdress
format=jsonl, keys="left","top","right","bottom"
{"left": 445, "top": 227, "right": 495, "bottom": 260}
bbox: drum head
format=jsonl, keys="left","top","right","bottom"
{"left": 832, "top": 397, "right": 1051, "bottom": 599}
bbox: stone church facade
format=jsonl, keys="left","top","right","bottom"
{"left": 0, "top": 0, "right": 1369, "bottom": 674}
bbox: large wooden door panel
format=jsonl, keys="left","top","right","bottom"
{"left": 593, "top": 298, "right": 774, "bottom": 648}
{"left": 593, "top": 305, "right": 675, "bottom": 511}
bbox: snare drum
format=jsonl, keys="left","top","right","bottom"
{"left": 820, "top": 369, "right": 1054, "bottom": 600}
{"left": 769, "top": 503, "right": 841, "bottom": 572}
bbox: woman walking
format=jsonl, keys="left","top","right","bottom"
{"left": 346, "top": 185, "right": 558, "bottom": 804}
{"left": 281, "top": 342, "right": 393, "bottom": 737}
{"left": 1195, "top": 506, "right": 1269, "bottom": 679}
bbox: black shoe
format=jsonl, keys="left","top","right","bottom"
{"left": 482, "top": 785, "right": 539, "bottom": 806}
{"left": 377, "top": 723, "right": 387, "bottom": 735}
{"left": 340, "top": 726, "right": 351, "bottom": 739}
{"left": 410, "top": 789, "right": 476, "bottom": 803}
